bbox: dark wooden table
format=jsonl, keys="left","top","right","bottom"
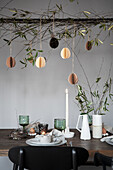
{"left": 0, "top": 129, "right": 113, "bottom": 164}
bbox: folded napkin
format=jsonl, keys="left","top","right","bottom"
{"left": 100, "top": 135, "right": 113, "bottom": 142}
{"left": 49, "top": 129, "right": 65, "bottom": 142}
{"left": 49, "top": 129, "right": 63, "bottom": 137}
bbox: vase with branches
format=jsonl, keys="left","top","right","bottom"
{"left": 75, "top": 76, "right": 113, "bottom": 119}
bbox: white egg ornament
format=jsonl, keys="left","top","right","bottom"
{"left": 61, "top": 48, "right": 71, "bottom": 59}
{"left": 35, "top": 57, "right": 46, "bottom": 68}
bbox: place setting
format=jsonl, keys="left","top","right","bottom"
{"left": 26, "top": 129, "right": 67, "bottom": 146}
{"left": 100, "top": 125, "right": 113, "bottom": 146}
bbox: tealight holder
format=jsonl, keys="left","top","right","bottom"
{"left": 38, "top": 123, "right": 48, "bottom": 135}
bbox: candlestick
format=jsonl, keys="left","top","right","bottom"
{"left": 65, "top": 88, "right": 69, "bottom": 128}
{"left": 64, "top": 88, "right": 75, "bottom": 138}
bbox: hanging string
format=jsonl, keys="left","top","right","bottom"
{"left": 29, "top": 40, "right": 32, "bottom": 57}
{"left": 9, "top": 24, "right": 12, "bottom": 57}
{"left": 40, "top": 18, "right": 42, "bottom": 50}
{"left": 72, "top": 36, "right": 75, "bottom": 73}
{"left": 52, "top": 12, "right": 55, "bottom": 36}
{"left": 72, "top": 24, "right": 76, "bottom": 73}
{"left": 88, "top": 28, "right": 90, "bottom": 41}
{"left": 30, "top": 40, "right": 32, "bottom": 49}
{"left": 65, "top": 25, "right": 67, "bottom": 47}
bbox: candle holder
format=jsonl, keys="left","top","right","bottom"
{"left": 19, "top": 115, "right": 29, "bottom": 133}
{"left": 38, "top": 123, "right": 48, "bottom": 135}
{"left": 54, "top": 119, "right": 66, "bottom": 131}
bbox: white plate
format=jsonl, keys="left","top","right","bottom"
{"left": 26, "top": 138, "right": 67, "bottom": 146}
{"left": 106, "top": 138, "right": 113, "bottom": 146}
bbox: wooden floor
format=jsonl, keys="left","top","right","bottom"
{"left": 0, "top": 129, "right": 113, "bottom": 164}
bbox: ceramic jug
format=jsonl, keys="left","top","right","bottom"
{"left": 76, "top": 114, "right": 91, "bottom": 140}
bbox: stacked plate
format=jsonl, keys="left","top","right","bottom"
{"left": 26, "top": 136, "right": 67, "bottom": 146}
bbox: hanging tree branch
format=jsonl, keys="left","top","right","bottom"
{"left": 0, "top": 17, "right": 113, "bottom": 25}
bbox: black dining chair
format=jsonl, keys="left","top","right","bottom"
{"left": 94, "top": 152, "right": 113, "bottom": 170}
{"left": 8, "top": 146, "right": 89, "bottom": 170}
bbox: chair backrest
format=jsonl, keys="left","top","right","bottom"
{"left": 94, "top": 152, "right": 113, "bottom": 170}
{"left": 8, "top": 146, "right": 89, "bottom": 170}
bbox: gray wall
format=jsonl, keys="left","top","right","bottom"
{"left": 0, "top": 0, "right": 113, "bottom": 169}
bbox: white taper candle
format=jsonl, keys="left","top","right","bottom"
{"left": 65, "top": 88, "right": 69, "bottom": 128}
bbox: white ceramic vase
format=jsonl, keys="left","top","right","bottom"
{"left": 92, "top": 115, "right": 102, "bottom": 138}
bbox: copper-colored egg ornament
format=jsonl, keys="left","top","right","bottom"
{"left": 102, "top": 127, "right": 106, "bottom": 134}
{"left": 35, "top": 57, "right": 46, "bottom": 68}
{"left": 68, "top": 73, "right": 78, "bottom": 85}
{"left": 49, "top": 37, "right": 59, "bottom": 49}
{"left": 86, "top": 41, "right": 92, "bottom": 50}
{"left": 6, "top": 56, "right": 16, "bottom": 68}
{"left": 61, "top": 48, "right": 71, "bottom": 59}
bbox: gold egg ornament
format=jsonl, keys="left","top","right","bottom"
{"left": 61, "top": 48, "right": 71, "bottom": 59}
{"left": 6, "top": 56, "right": 16, "bottom": 68}
{"left": 85, "top": 41, "right": 92, "bottom": 51}
{"left": 68, "top": 73, "right": 78, "bottom": 85}
{"left": 35, "top": 57, "right": 46, "bottom": 68}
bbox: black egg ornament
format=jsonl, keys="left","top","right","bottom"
{"left": 49, "top": 37, "right": 59, "bottom": 49}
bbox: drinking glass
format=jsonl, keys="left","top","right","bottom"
{"left": 19, "top": 115, "right": 29, "bottom": 133}
{"left": 54, "top": 119, "right": 66, "bottom": 131}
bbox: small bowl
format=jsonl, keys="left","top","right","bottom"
{"left": 40, "top": 134, "right": 52, "bottom": 143}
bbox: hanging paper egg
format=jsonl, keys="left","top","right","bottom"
{"left": 6, "top": 56, "right": 16, "bottom": 68}
{"left": 68, "top": 73, "right": 78, "bottom": 85}
{"left": 35, "top": 57, "right": 46, "bottom": 68}
{"left": 49, "top": 37, "right": 59, "bottom": 49}
{"left": 86, "top": 41, "right": 92, "bottom": 50}
{"left": 61, "top": 48, "right": 71, "bottom": 59}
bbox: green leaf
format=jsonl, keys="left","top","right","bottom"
{"left": 27, "top": 57, "right": 33, "bottom": 61}
{"left": 87, "top": 108, "right": 94, "bottom": 113}
{"left": 35, "top": 52, "right": 38, "bottom": 59}
{"left": 56, "top": 4, "right": 62, "bottom": 11}
{"left": 9, "top": 9, "right": 17, "bottom": 13}
{"left": 96, "top": 77, "right": 101, "bottom": 83}
{"left": 12, "top": 13, "right": 17, "bottom": 16}
{"left": 80, "top": 113, "right": 87, "bottom": 115}
{"left": 108, "top": 25, "right": 113, "bottom": 31}
{"left": 80, "top": 30, "right": 86, "bottom": 33}
{"left": 83, "top": 11, "right": 91, "bottom": 14}
{"left": 98, "top": 39, "right": 103, "bottom": 44}
{"left": 3, "top": 39, "right": 11, "bottom": 45}
{"left": 83, "top": 13, "right": 89, "bottom": 18}
{"left": 20, "top": 60, "right": 26, "bottom": 65}
{"left": 38, "top": 50, "right": 43, "bottom": 52}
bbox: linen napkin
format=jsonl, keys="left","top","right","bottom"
{"left": 49, "top": 129, "right": 65, "bottom": 142}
